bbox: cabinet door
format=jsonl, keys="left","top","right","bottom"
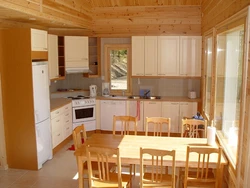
{"left": 62, "top": 110, "right": 72, "bottom": 139}
{"left": 51, "top": 116, "right": 63, "bottom": 148}
{"left": 100, "top": 100, "right": 126, "bottom": 131}
{"left": 144, "top": 101, "right": 162, "bottom": 132}
{"left": 48, "top": 34, "right": 59, "bottom": 79}
{"left": 179, "top": 102, "right": 197, "bottom": 132}
{"left": 132, "top": 36, "right": 145, "bottom": 76}
{"left": 145, "top": 36, "right": 158, "bottom": 76}
{"left": 180, "top": 36, "right": 201, "bottom": 76}
{"left": 65, "top": 36, "right": 88, "bottom": 67}
{"left": 158, "top": 36, "right": 179, "bottom": 76}
{"left": 128, "top": 101, "right": 144, "bottom": 131}
{"left": 31, "top": 28, "right": 48, "bottom": 51}
{"left": 162, "top": 102, "right": 180, "bottom": 133}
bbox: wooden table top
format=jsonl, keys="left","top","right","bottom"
{"left": 74, "top": 133, "right": 227, "bottom": 168}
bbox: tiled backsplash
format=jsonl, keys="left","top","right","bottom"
{"left": 50, "top": 73, "right": 200, "bottom": 98}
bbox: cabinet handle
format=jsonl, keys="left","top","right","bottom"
{"left": 65, "top": 113, "right": 69, "bottom": 116}
{"left": 145, "top": 74, "right": 153, "bottom": 76}
{"left": 65, "top": 107, "right": 68, "bottom": 110}
{"left": 57, "top": 134, "right": 60, "bottom": 136}
{"left": 56, "top": 120, "right": 60, "bottom": 122}
{"left": 66, "top": 120, "right": 69, "bottom": 123}
{"left": 66, "top": 127, "right": 69, "bottom": 130}
{"left": 56, "top": 111, "right": 60, "bottom": 114}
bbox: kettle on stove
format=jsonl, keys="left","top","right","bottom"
{"left": 89, "top": 85, "right": 97, "bottom": 97}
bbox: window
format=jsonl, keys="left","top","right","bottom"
{"left": 105, "top": 44, "right": 131, "bottom": 95}
{"left": 215, "top": 24, "right": 244, "bottom": 165}
{"left": 204, "top": 36, "right": 213, "bottom": 120}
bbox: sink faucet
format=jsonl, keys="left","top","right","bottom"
{"left": 144, "top": 90, "right": 150, "bottom": 98}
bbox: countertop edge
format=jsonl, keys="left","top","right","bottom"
{"left": 50, "top": 98, "right": 72, "bottom": 112}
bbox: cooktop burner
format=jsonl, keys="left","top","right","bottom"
{"left": 67, "top": 95, "right": 90, "bottom": 100}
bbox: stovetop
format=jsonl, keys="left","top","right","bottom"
{"left": 68, "top": 95, "right": 96, "bottom": 107}
{"left": 67, "top": 95, "right": 90, "bottom": 100}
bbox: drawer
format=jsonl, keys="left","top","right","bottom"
{"left": 63, "top": 123, "right": 72, "bottom": 138}
{"left": 52, "top": 130, "right": 63, "bottom": 148}
{"left": 51, "top": 108, "right": 63, "bottom": 119}
{"left": 51, "top": 116, "right": 61, "bottom": 133}
{"left": 63, "top": 111, "right": 72, "bottom": 123}
{"left": 62, "top": 103, "right": 72, "bottom": 114}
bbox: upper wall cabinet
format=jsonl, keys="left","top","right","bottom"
{"left": 31, "top": 28, "right": 48, "bottom": 51}
{"left": 65, "top": 36, "right": 88, "bottom": 73}
{"left": 145, "top": 36, "right": 158, "bottom": 76}
{"left": 179, "top": 36, "right": 202, "bottom": 76}
{"left": 158, "top": 36, "right": 180, "bottom": 76}
{"left": 132, "top": 35, "right": 201, "bottom": 77}
{"left": 48, "top": 34, "right": 59, "bottom": 80}
{"left": 132, "top": 36, "right": 145, "bottom": 76}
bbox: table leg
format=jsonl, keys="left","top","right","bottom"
{"left": 218, "top": 164, "right": 225, "bottom": 188}
{"left": 78, "top": 156, "right": 83, "bottom": 188}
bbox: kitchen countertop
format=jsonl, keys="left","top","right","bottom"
{"left": 50, "top": 98, "right": 72, "bottom": 112}
{"left": 96, "top": 96, "right": 201, "bottom": 102}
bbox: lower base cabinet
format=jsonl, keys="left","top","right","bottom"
{"left": 51, "top": 103, "right": 72, "bottom": 148}
{"left": 162, "top": 102, "right": 197, "bottom": 133}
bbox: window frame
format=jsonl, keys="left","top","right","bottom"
{"left": 104, "top": 44, "right": 132, "bottom": 96}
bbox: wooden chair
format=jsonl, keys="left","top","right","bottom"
{"left": 72, "top": 124, "right": 99, "bottom": 184}
{"left": 181, "top": 118, "right": 207, "bottom": 138}
{"left": 113, "top": 115, "right": 137, "bottom": 175}
{"left": 183, "top": 146, "right": 222, "bottom": 188}
{"left": 86, "top": 145, "right": 132, "bottom": 188}
{"left": 113, "top": 115, "right": 138, "bottom": 135}
{"left": 145, "top": 117, "right": 171, "bottom": 136}
{"left": 140, "top": 148, "right": 176, "bottom": 188}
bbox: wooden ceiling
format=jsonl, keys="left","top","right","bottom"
{"left": 0, "top": 0, "right": 202, "bottom": 36}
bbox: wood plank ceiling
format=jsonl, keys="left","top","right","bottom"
{"left": 0, "top": 0, "right": 202, "bottom": 36}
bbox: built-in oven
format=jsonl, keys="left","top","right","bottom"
{"left": 69, "top": 96, "right": 96, "bottom": 131}
{"left": 72, "top": 105, "right": 95, "bottom": 123}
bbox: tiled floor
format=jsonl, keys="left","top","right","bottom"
{"left": 0, "top": 140, "right": 140, "bottom": 188}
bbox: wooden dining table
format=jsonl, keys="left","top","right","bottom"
{"left": 74, "top": 133, "right": 228, "bottom": 188}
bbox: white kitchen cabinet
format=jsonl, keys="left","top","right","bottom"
{"left": 65, "top": 36, "right": 89, "bottom": 70}
{"left": 158, "top": 36, "right": 179, "bottom": 76}
{"left": 31, "top": 28, "right": 48, "bottom": 51}
{"left": 127, "top": 101, "right": 144, "bottom": 131}
{"left": 145, "top": 36, "right": 158, "bottom": 76}
{"left": 144, "top": 101, "right": 162, "bottom": 132}
{"left": 100, "top": 100, "right": 127, "bottom": 131}
{"left": 48, "top": 34, "right": 59, "bottom": 80}
{"left": 162, "top": 101, "right": 197, "bottom": 133}
{"left": 179, "top": 36, "right": 202, "bottom": 76}
{"left": 132, "top": 36, "right": 145, "bottom": 76}
{"left": 51, "top": 103, "right": 72, "bottom": 149}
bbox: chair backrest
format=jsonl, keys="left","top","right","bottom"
{"left": 184, "top": 146, "right": 222, "bottom": 188}
{"left": 140, "top": 148, "right": 176, "bottom": 188}
{"left": 86, "top": 145, "right": 122, "bottom": 188}
{"left": 181, "top": 119, "right": 207, "bottom": 138}
{"left": 145, "top": 117, "right": 171, "bottom": 136}
{"left": 72, "top": 124, "right": 87, "bottom": 150}
{"left": 113, "top": 115, "right": 137, "bottom": 135}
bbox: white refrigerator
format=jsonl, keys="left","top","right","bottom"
{"left": 32, "top": 61, "right": 52, "bottom": 169}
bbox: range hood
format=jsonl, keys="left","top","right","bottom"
{"left": 65, "top": 67, "right": 89, "bottom": 74}
{"left": 65, "top": 60, "right": 89, "bottom": 74}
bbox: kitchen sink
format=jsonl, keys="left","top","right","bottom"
{"left": 128, "top": 96, "right": 161, "bottom": 100}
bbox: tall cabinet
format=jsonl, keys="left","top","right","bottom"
{"left": 1, "top": 28, "right": 48, "bottom": 170}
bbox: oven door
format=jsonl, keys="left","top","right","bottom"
{"left": 72, "top": 105, "right": 96, "bottom": 123}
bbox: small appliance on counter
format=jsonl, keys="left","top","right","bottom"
{"left": 188, "top": 91, "right": 197, "bottom": 99}
{"left": 89, "top": 85, "right": 97, "bottom": 97}
{"left": 102, "top": 82, "right": 110, "bottom": 97}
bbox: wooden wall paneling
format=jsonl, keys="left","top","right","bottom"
{"left": 2, "top": 28, "right": 38, "bottom": 170}
{"left": 0, "top": 0, "right": 92, "bottom": 29}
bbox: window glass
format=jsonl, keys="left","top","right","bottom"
{"left": 215, "top": 25, "right": 244, "bottom": 163}
{"left": 109, "top": 49, "right": 128, "bottom": 90}
{"left": 204, "top": 37, "right": 213, "bottom": 119}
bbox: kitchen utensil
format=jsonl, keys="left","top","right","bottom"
{"left": 89, "top": 85, "right": 97, "bottom": 97}
{"left": 102, "top": 82, "right": 110, "bottom": 97}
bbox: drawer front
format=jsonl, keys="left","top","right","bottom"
{"left": 62, "top": 103, "right": 72, "bottom": 114}
{"left": 51, "top": 108, "right": 63, "bottom": 119}
{"left": 51, "top": 116, "right": 61, "bottom": 133}
{"left": 52, "top": 130, "right": 63, "bottom": 148}
{"left": 63, "top": 122, "right": 72, "bottom": 139}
